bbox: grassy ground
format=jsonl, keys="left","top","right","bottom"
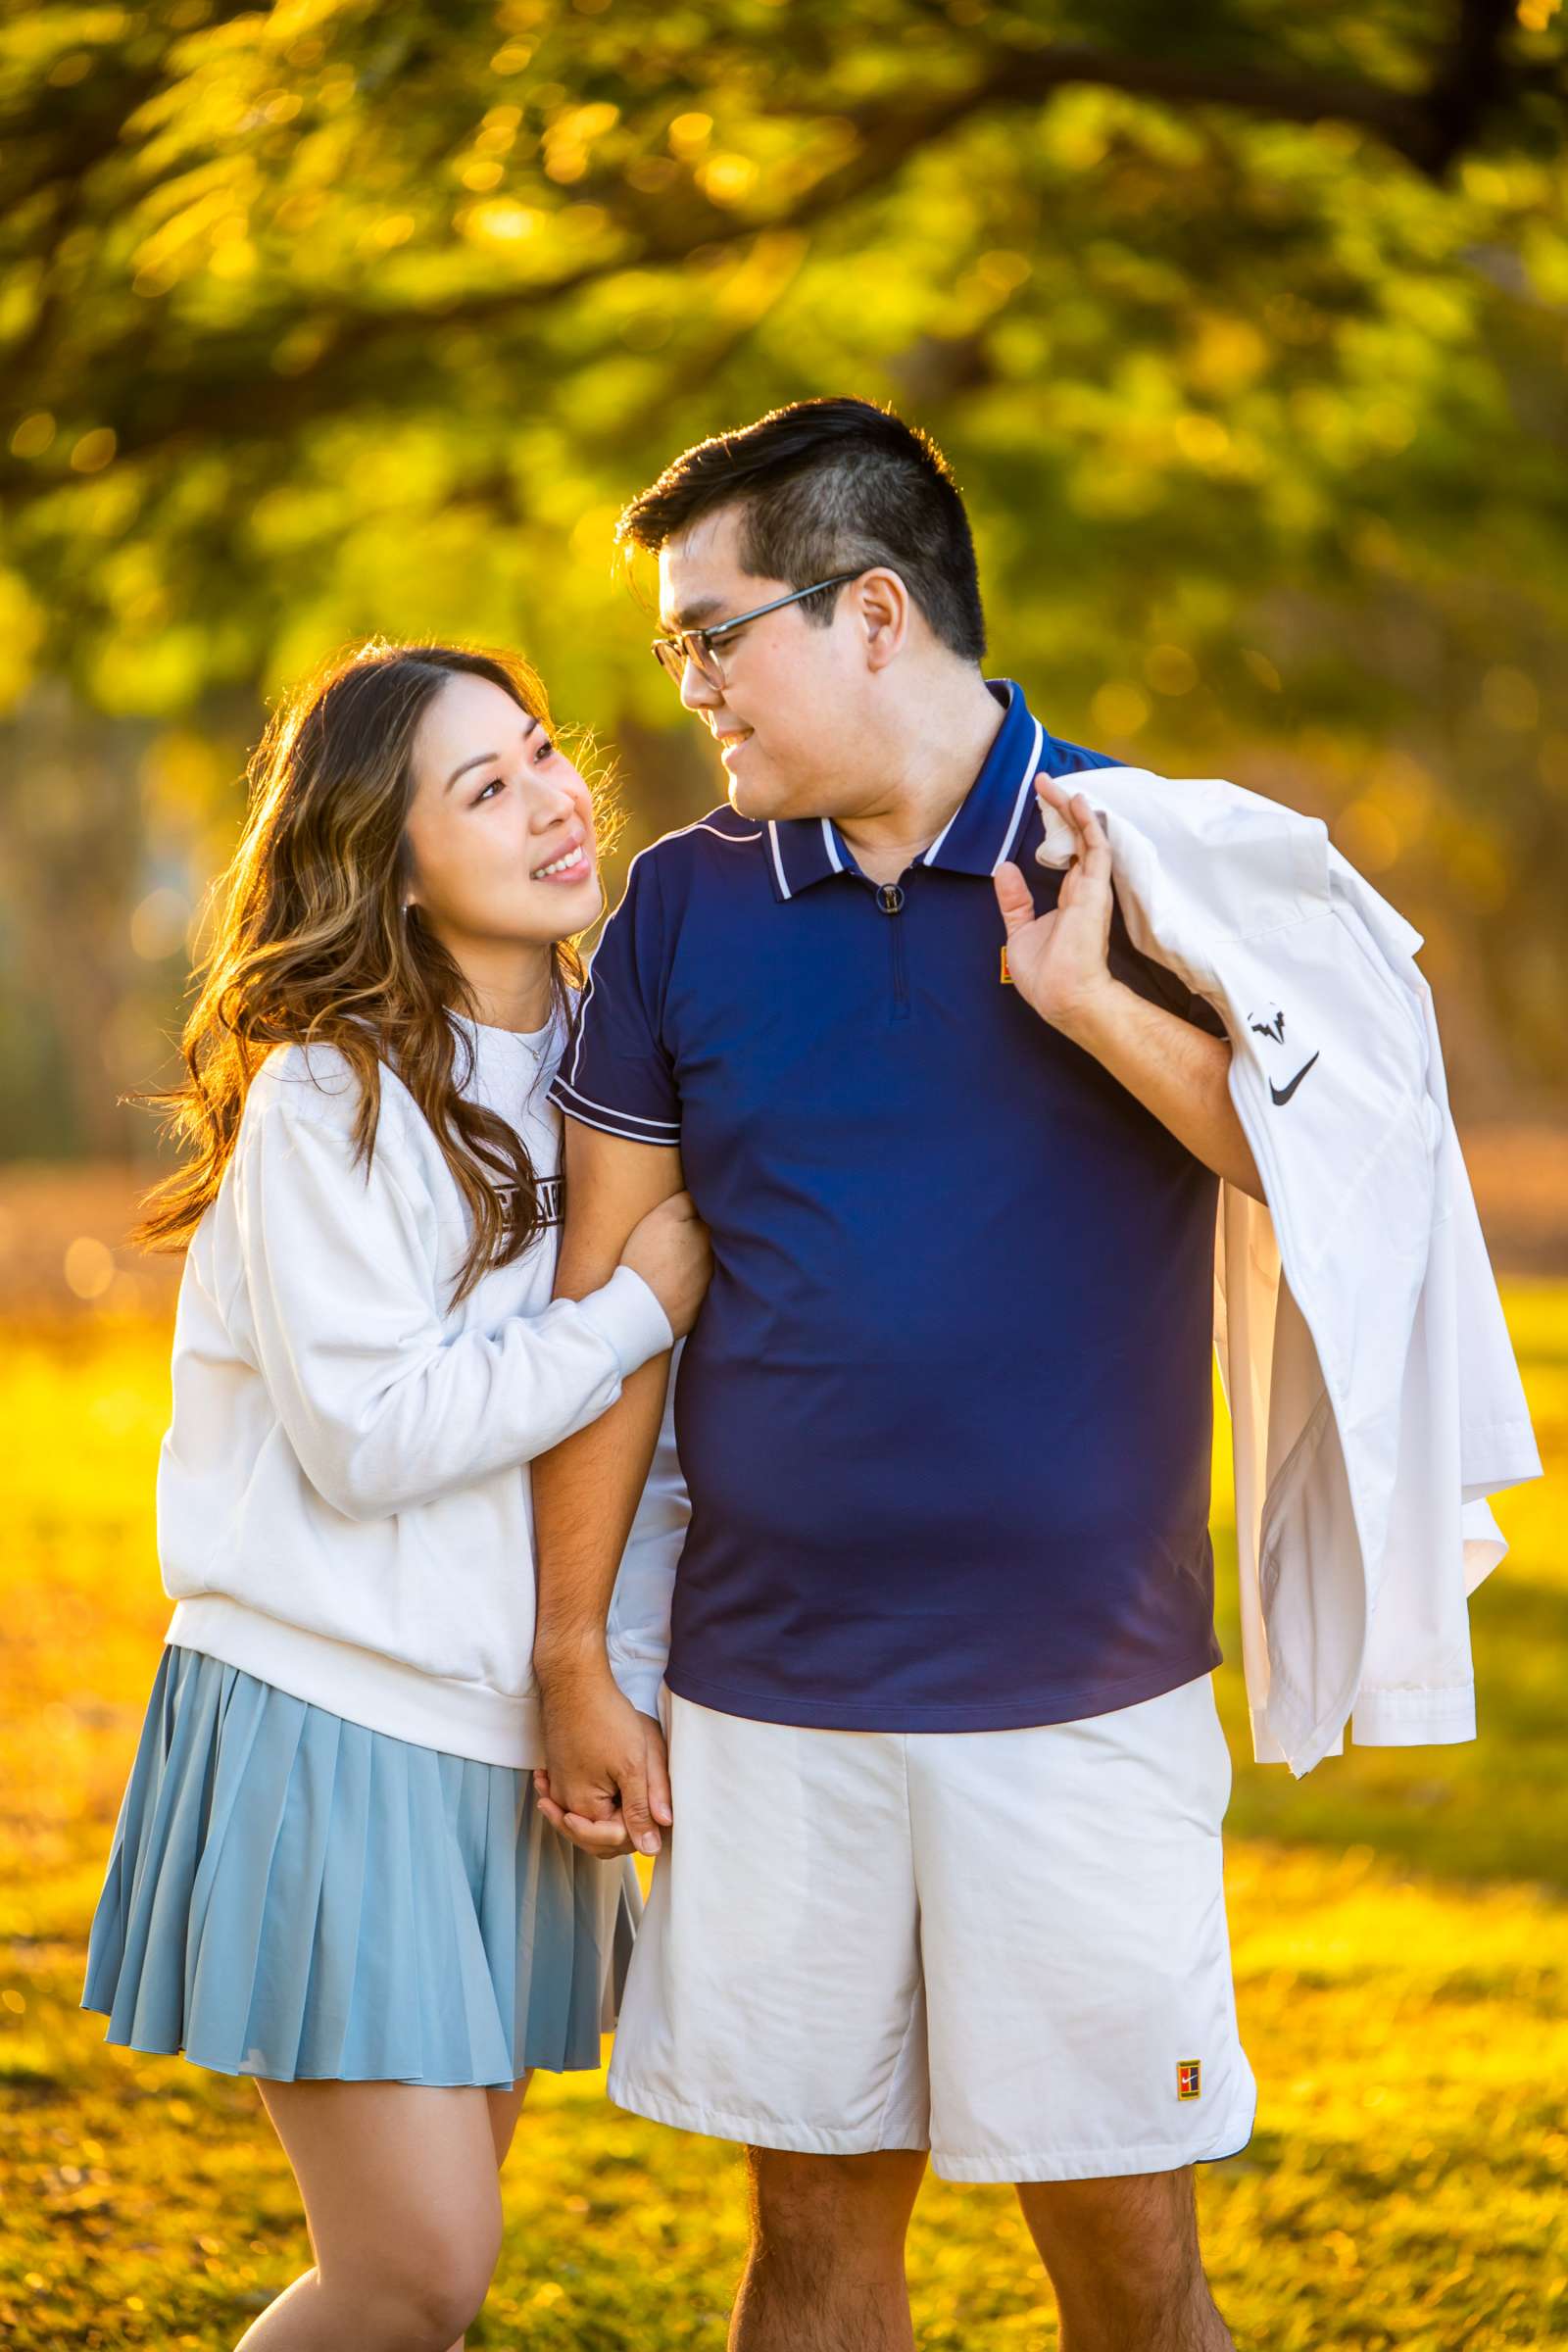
{"left": 1, "top": 1293, "right": 1564, "bottom": 2351}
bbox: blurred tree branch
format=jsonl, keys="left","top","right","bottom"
{"left": 2, "top": 2, "right": 1563, "bottom": 491}
{"left": 1, "top": 3, "right": 1566, "bottom": 1134}
{"left": 838, "top": 1, "right": 1553, "bottom": 182}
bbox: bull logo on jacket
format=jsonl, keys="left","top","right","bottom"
{"left": 1245, "top": 1004, "right": 1320, "bottom": 1107}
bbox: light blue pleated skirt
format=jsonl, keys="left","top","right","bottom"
{"left": 81, "top": 1644, "right": 640, "bottom": 2086}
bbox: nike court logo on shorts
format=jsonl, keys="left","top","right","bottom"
{"left": 1269, "top": 1052, "right": 1319, "bottom": 1106}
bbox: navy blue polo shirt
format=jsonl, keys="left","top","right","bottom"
{"left": 552, "top": 680, "right": 1227, "bottom": 1732}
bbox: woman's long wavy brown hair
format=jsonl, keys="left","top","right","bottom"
{"left": 128, "top": 637, "right": 617, "bottom": 1307}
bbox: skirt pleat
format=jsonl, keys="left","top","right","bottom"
{"left": 81, "top": 1645, "right": 641, "bottom": 2086}
{"left": 192, "top": 1676, "right": 313, "bottom": 2074}
{"left": 219, "top": 1690, "right": 339, "bottom": 2079}
{"left": 282, "top": 1707, "right": 370, "bottom": 2081}
{"left": 514, "top": 1785, "right": 602, "bottom": 2074}
{"left": 121, "top": 1650, "right": 236, "bottom": 2056}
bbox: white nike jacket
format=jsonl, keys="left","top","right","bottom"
{"left": 1036, "top": 765, "right": 1544, "bottom": 1775}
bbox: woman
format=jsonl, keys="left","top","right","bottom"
{"left": 80, "top": 639, "right": 710, "bottom": 2350}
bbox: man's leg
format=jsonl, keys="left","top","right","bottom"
{"left": 730, "top": 2147, "right": 928, "bottom": 2352}
{"left": 903, "top": 1678, "right": 1252, "bottom": 2341}
{"left": 1016, "top": 2166, "right": 1234, "bottom": 2352}
{"left": 606, "top": 1699, "right": 932, "bottom": 2347}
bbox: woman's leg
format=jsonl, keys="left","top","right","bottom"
{"left": 428, "top": 2076, "right": 537, "bottom": 2352}
{"left": 237, "top": 2079, "right": 511, "bottom": 2352}
{"left": 484, "top": 2069, "right": 534, "bottom": 2169}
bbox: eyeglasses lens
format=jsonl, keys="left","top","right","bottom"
{"left": 655, "top": 634, "right": 722, "bottom": 689}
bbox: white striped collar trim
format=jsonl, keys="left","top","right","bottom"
{"left": 765, "top": 820, "right": 792, "bottom": 901}
{"left": 917, "top": 799, "right": 960, "bottom": 867}
{"left": 765, "top": 692, "right": 1044, "bottom": 894}
{"left": 991, "top": 717, "right": 1046, "bottom": 872}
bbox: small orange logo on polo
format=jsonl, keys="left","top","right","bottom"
{"left": 1177, "top": 2060, "right": 1202, "bottom": 2100}
{"left": 1000, "top": 946, "right": 1013, "bottom": 985}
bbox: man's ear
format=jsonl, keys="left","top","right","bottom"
{"left": 858, "top": 568, "right": 910, "bottom": 671}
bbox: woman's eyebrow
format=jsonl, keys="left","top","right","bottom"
{"left": 443, "top": 717, "right": 540, "bottom": 793}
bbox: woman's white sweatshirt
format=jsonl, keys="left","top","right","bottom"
{"left": 160, "top": 1007, "right": 684, "bottom": 1766}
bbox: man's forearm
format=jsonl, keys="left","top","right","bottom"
{"left": 532, "top": 1356, "right": 669, "bottom": 1677}
{"left": 1055, "top": 978, "right": 1266, "bottom": 1202}
{"left": 534, "top": 1123, "right": 686, "bottom": 1687}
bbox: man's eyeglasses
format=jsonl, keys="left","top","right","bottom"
{"left": 651, "top": 573, "right": 861, "bottom": 690}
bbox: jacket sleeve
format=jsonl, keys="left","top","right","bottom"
{"left": 605, "top": 1345, "right": 690, "bottom": 1717}
{"left": 232, "top": 1096, "right": 673, "bottom": 1522}
{"left": 1435, "top": 1045, "right": 1544, "bottom": 1539}
{"left": 1341, "top": 931, "right": 1541, "bottom": 1744}
{"left": 1346, "top": 1236, "right": 1482, "bottom": 1750}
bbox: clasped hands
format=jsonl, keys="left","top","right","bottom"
{"left": 533, "top": 1663, "right": 672, "bottom": 1861}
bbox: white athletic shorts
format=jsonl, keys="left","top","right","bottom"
{"left": 607, "top": 1670, "right": 1256, "bottom": 2183}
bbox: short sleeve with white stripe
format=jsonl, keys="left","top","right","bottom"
{"left": 550, "top": 852, "right": 681, "bottom": 1147}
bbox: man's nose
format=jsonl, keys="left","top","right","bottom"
{"left": 679, "top": 657, "right": 723, "bottom": 716}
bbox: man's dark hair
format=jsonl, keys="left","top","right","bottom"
{"left": 619, "top": 397, "right": 986, "bottom": 662}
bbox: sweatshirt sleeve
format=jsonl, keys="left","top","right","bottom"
{"left": 232, "top": 1097, "right": 674, "bottom": 1522}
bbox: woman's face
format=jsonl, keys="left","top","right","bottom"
{"left": 402, "top": 671, "right": 602, "bottom": 948}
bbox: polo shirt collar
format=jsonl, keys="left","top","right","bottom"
{"left": 764, "top": 677, "right": 1046, "bottom": 903}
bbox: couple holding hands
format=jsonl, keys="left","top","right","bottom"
{"left": 83, "top": 397, "right": 1259, "bottom": 2351}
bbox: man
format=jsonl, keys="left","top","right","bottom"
{"left": 533, "top": 397, "right": 1264, "bottom": 2352}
